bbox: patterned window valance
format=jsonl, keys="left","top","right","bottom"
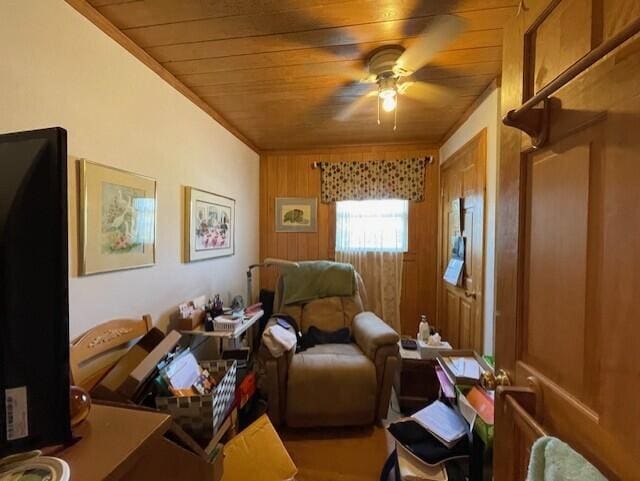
{"left": 319, "top": 157, "right": 429, "bottom": 203}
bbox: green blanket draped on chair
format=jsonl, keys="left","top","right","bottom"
{"left": 281, "top": 260, "right": 356, "bottom": 305}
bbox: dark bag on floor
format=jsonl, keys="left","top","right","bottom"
{"left": 387, "top": 419, "right": 470, "bottom": 466}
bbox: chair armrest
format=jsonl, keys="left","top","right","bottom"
{"left": 352, "top": 311, "right": 400, "bottom": 359}
{"left": 353, "top": 312, "right": 399, "bottom": 422}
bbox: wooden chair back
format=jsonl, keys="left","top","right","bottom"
{"left": 70, "top": 314, "right": 152, "bottom": 390}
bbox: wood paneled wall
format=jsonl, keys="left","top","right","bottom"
{"left": 259, "top": 144, "right": 439, "bottom": 336}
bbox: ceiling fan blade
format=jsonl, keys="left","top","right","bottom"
{"left": 334, "top": 90, "right": 378, "bottom": 121}
{"left": 323, "top": 62, "right": 374, "bottom": 83}
{"left": 398, "top": 81, "right": 455, "bottom": 106}
{"left": 395, "top": 15, "right": 466, "bottom": 75}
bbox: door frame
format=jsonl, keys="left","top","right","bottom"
{"left": 436, "top": 129, "right": 487, "bottom": 352}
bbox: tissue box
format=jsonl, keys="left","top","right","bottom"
{"left": 418, "top": 340, "right": 452, "bottom": 360}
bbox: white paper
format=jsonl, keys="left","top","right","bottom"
{"left": 411, "top": 400, "right": 467, "bottom": 444}
{"left": 456, "top": 391, "right": 478, "bottom": 427}
{"left": 443, "top": 258, "right": 464, "bottom": 286}
{"left": 164, "top": 352, "right": 201, "bottom": 389}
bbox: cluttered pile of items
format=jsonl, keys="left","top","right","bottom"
{"left": 67, "top": 294, "right": 298, "bottom": 481}
{"left": 88, "top": 326, "right": 238, "bottom": 449}
{"left": 385, "top": 350, "right": 495, "bottom": 481}
{"left": 156, "top": 349, "right": 224, "bottom": 397}
{"left": 178, "top": 294, "right": 263, "bottom": 337}
{"left": 175, "top": 293, "right": 265, "bottom": 423}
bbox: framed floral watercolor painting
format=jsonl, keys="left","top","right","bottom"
{"left": 184, "top": 187, "right": 235, "bottom": 262}
{"left": 79, "top": 160, "right": 157, "bottom": 275}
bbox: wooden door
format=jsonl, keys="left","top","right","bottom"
{"left": 437, "top": 130, "right": 486, "bottom": 352}
{"left": 495, "top": 1, "right": 640, "bottom": 479}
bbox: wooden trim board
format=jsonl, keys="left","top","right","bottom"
{"left": 64, "top": 0, "right": 260, "bottom": 154}
{"left": 440, "top": 77, "right": 500, "bottom": 145}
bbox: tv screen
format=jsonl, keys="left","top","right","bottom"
{"left": 0, "top": 127, "right": 72, "bottom": 454}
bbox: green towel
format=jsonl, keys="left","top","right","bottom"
{"left": 527, "top": 437, "right": 607, "bottom": 481}
{"left": 282, "top": 260, "right": 356, "bottom": 305}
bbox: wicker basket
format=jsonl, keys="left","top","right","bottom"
{"left": 213, "top": 315, "right": 243, "bottom": 333}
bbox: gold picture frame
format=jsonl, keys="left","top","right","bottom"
{"left": 79, "top": 159, "right": 157, "bottom": 275}
{"left": 275, "top": 197, "right": 317, "bottom": 233}
{"left": 184, "top": 186, "right": 235, "bottom": 262}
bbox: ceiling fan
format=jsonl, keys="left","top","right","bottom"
{"left": 335, "top": 15, "right": 467, "bottom": 129}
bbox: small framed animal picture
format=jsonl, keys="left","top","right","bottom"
{"left": 185, "top": 187, "right": 235, "bottom": 262}
{"left": 275, "top": 197, "right": 317, "bottom": 233}
{"left": 79, "top": 159, "right": 157, "bottom": 275}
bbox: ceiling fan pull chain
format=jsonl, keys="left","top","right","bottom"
{"left": 394, "top": 96, "right": 398, "bottom": 131}
{"left": 377, "top": 91, "right": 381, "bottom": 125}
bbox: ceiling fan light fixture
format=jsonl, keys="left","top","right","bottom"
{"left": 379, "top": 86, "right": 396, "bottom": 99}
{"left": 378, "top": 76, "right": 398, "bottom": 112}
{"left": 382, "top": 94, "right": 397, "bottom": 112}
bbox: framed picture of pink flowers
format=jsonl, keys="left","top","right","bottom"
{"left": 184, "top": 187, "right": 235, "bottom": 262}
{"left": 79, "top": 159, "right": 157, "bottom": 275}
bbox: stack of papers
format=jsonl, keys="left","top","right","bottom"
{"left": 411, "top": 401, "right": 467, "bottom": 448}
{"left": 164, "top": 351, "right": 201, "bottom": 390}
{"left": 439, "top": 356, "right": 484, "bottom": 383}
{"left": 451, "top": 357, "right": 481, "bottom": 380}
{"left": 160, "top": 350, "right": 219, "bottom": 397}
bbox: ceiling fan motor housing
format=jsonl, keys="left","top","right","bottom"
{"left": 368, "top": 47, "right": 405, "bottom": 79}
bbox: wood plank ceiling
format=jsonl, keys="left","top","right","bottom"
{"left": 87, "top": 0, "right": 518, "bottom": 150}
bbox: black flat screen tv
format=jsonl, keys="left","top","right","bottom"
{"left": 0, "top": 127, "right": 72, "bottom": 455}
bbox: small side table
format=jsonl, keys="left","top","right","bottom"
{"left": 393, "top": 341, "right": 441, "bottom": 414}
{"left": 181, "top": 309, "right": 264, "bottom": 353}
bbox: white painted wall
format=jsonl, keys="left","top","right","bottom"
{"left": 439, "top": 86, "right": 501, "bottom": 355}
{"left": 0, "top": 0, "right": 260, "bottom": 338}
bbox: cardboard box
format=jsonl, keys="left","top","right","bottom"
{"left": 119, "top": 330, "right": 182, "bottom": 400}
{"left": 124, "top": 434, "right": 224, "bottom": 481}
{"left": 178, "top": 295, "right": 208, "bottom": 330}
{"left": 91, "top": 327, "right": 165, "bottom": 402}
{"left": 221, "top": 415, "right": 297, "bottom": 481}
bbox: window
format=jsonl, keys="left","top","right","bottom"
{"left": 335, "top": 199, "right": 409, "bottom": 253}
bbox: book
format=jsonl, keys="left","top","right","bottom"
{"left": 466, "top": 387, "right": 494, "bottom": 425}
{"left": 437, "top": 352, "right": 489, "bottom": 385}
{"left": 435, "top": 367, "right": 456, "bottom": 399}
{"left": 411, "top": 401, "right": 467, "bottom": 448}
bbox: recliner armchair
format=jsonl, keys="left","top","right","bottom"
{"left": 260, "top": 272, "right": 400, "bottom": 427}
